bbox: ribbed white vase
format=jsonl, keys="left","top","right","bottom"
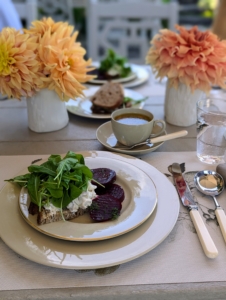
{"left": 164, "top": 79, "right": 204, "bottom": 127}
{"left": 26, "top": 89, "right": 69, "bottom": 133}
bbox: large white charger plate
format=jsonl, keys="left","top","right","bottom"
{"left": 87, "top": 62, "right": 149, "bottom": 88}
{"left": 66, "top": 87, "right": 145, "bottom": 119}
{"left": 0, "top": 151, "right": 179, "bottom": 269}
{"left": 19, "top": 157, "right": 157, "bottom": 241}
{"left": 96, "top": 121, "right": 166, "bottom": 156}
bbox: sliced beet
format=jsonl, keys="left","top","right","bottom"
{"left": 89, "top": 194, "right": 122, "bottom": 222}
{"left": 91, "top": 168, "right": 116, "bottom": 187}
{"left": 96, "top": 183, "right": 125, "bottom": 202}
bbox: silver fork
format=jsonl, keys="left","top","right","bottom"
{"left": 113, "top": 130, "right": 188, "bottom": 150}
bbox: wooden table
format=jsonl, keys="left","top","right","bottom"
{"left": 0, "top": 72, "right": 198, "bottom": 155}
{"left": 1, "top": 71, "right": 226, "bottom": 300}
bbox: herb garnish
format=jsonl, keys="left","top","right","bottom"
{"left": 5, "top": 151, "right": 93, "bottom": 213}
{"left": 123, "top": 96, "right": 148, "bottom": 108}
{"left": 111, "top": 207, "right": 120, "bottom": 220}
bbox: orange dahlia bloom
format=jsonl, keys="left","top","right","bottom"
{"left": 24, "top": 17, "right": 74, "bottom": 38}
{"left": 25, "top": 17, "right": 95, "bottom": 101}
{"left": 146, "top": 25, "right": 226, "bottom": 93}
{"left": 0, "top": 28, "right": 42, "bottom": 99}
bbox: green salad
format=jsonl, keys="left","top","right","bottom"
{"left": 99, "top": 48, "right": 132, "bottom": 78}
{"left": 6, "top": 151, "right": 93, "bottom": 212}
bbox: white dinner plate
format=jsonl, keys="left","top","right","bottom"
{"left": 66, "top": 87, "right": 145, "bottom": 119}
{"left": 96, "top": 121, "right": 166, "bottom": 156}
{"left": 87, "top": 63, "right": 149, "bottom": 88}
{"left": 19, "top": 157, "right": 157, "bottom": 241}
{"left": 0, "top": 151, "right": 179, "bottom": 269}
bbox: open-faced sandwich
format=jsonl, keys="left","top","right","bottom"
{"left": 90, "top": 81, "right": 148, "bottom": 114}
{"left": 90, "top": 81, "right": 124, "bottom": 113}
{"left": 6, "top": 151, "right": 125, "bottom": 225}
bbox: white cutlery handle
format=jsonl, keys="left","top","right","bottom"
{"left": 151, "top": 130, "right": 188, "bottom": 144}
{"left": 215, "top": 208, "right": 226, "bottom": 243}
{"left": 190, "top": 209, "right": 218, "bottom": 259}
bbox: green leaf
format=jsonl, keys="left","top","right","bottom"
{"left": 69, "top": 183, "right": 83, "bottom": 200}
{"left": 5, "top": 173, "right": 30, "bottom": 187}
{"left": 50, "top": 197, "right": 63, "bottom": 208}
{"left": 64, "top": 151, "right": 85, "bottom": 164}
{"left": 28, "top": 164, "right": 56, "bottom": 177}
{"left": 62, "top": 190, "right": 72, "bottom": 208}
{"left": 47, "top": 187, "right": 64, "bottom": 199}
{"left": 47, "top": 155, "right": 62, "bottom": 165}
{"left": 27, "top": 174, "right": 41, "bottom": 207}
{"left": 72, "top": 164, "right": 93, "bottom": 179}
{"left": 55, "top": 157, "right": 78, "bottom": 183}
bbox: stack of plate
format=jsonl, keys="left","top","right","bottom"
{"left": 0, "top": 151, "right": 179, "bottom": 269}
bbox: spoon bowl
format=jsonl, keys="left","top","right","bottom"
{"left": 194, "top": 170, "right": 224, "bottom": 198}
{"left": 194, "top": 170, "right": 226, "bottom": 243}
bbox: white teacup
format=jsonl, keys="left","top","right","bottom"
{"left": 111, "top": 108, "right": 166, "bottom": 146}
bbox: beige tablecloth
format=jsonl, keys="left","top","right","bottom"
{"left": 1, "top": 151, "right": 226, "bottom": 291}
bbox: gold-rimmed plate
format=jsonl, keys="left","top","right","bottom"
{"left": 18, "top": 156, "right": 157, "bottom": 241}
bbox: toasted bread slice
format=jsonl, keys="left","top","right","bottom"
{"left": 91, "top": 82, "right": 124, "bottom": 113}
{"left": 28, "top": 202, "right": 87, "bottom": 225}
{"left": 37, "top": 207, "right": 87, "bottom": 225}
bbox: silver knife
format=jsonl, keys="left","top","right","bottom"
{"left": 169, "top": 163, "right": 218, "bottom": 259}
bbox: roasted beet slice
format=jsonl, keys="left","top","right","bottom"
{"left": 96, "top": 183, "right": 125, "bottom": 202}
{"left": 89, "top": 194, "right": 122, "bottom": 222}
{"left": 91, "top": 168, "right": 116, "bottom": 187}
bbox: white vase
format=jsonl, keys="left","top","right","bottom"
{"left": 164, "top": 80, "right": 204, "bottom": 127}
{"left": 26, "top": 89, "right": 69, "bottom": 133}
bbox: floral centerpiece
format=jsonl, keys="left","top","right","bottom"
{"left": 146, "top": 25, "right": 226, "bottom": 126}
{"left": 0, "top": 17, "right": 95, "bottom": 132}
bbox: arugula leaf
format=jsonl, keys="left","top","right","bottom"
{"left": 28, "top": 164, "right": 56, "bottom": 177}
{"left": 46, "top": 186, "right": 64, "bottom": 199}
{"left": 71, "top": 164, "right": 93, "bottom": 179}
{"left": 47, "top": 154, "right": 62, "bottom": 165}
{"left": 64, "top": 151, "right": 85, "bottom": 165}
{"left": 69, "top": 183, "right": 83, "bottom": 202}
{"left": 27, "top": 174, "right": 41, "bottom": 208}
{"left": 5, "top": 173, "right": 30, "bottom": 187}
{"left": 55, "top": 157, "right": 78, "bottom": 183}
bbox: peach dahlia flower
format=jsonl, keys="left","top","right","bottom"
{"left": 25, "top": 18, "right": 95, "bottom": 101}
{"left": 146, "top": 25, "right": 226, "bottom": 93}
{"left": 0, "top": 28, "right": 42, "bottom": 99}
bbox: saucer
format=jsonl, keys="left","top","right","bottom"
{"left": 96, "top": 121, "right": 166, "bottom": 156}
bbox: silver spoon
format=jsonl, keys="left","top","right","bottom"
{"left": 113, "top": 130, "right": 188, "bottom": 150}
{"left": 194, "top": 170, "right": 226, "bottom": 243}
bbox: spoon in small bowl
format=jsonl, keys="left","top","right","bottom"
{"left": 194, "top": 170, "right": 226, "bottom": 243}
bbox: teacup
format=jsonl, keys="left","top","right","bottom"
{"left": 111, "top": 108, "right": 166, "bottom": 146}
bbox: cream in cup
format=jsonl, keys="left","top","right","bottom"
{"left": 111, "top": 108, "right": 166, "bottom": 146}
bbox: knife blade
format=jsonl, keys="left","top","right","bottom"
{"left": 170, "top": 163, "right": 218, "bottom": 259}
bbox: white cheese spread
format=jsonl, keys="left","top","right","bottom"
{"left": 67, "top": 181, "right": 97, "bottom": 212}
{"left": 44, "top": 202, "right": 61, "bottom": 214}
{"left": 45, "top": 181, "right": 97, "bottom": 214}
